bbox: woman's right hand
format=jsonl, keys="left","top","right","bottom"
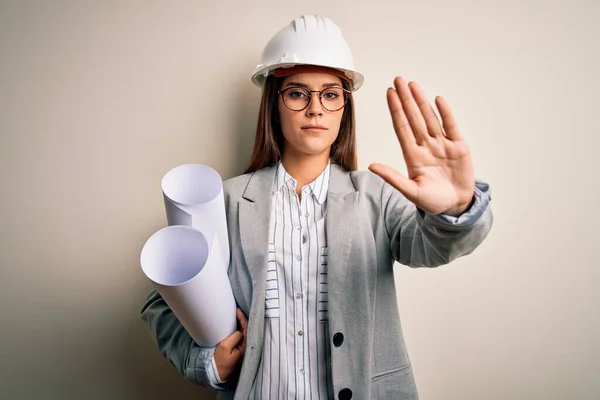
{"left": 214, "top": 308, "right": 248, "bottom": 382}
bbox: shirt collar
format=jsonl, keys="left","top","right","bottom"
{"left": 274, "top": 160, "right": 331, "bottom": 205}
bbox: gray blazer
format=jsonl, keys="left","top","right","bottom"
{"left": 141, "top": 163, "right": 493, "bottom": 400}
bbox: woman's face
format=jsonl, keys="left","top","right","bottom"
{"left": 278, "top": 72, "right": 345, "bottom": 160}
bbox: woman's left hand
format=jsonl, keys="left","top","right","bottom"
{"left": 369, "top": 77, "right": 475, "bottom": 216}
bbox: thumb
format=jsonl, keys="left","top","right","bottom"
{"left": 368, "top": 163, "right": 418, "bottom": 203}
{"left": 219, "top": 331, "right": 244, "bottom": 353}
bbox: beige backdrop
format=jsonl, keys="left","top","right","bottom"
{"left": 1, "top": 1, "right": 598, "bottom": 399}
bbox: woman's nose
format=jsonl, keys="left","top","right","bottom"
{"left": 306, "top": 93, "right": 323, "bottom": 116}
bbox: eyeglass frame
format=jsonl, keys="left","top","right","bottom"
{"left": 277, "top": 86, "right": 353, "bottom": 112}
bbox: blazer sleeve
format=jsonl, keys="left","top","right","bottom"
{"left": 140, "top": 288, "right": 229, "bottom": 391}
{"left": 382, "top": 180, "right": 493, "bottom": 267}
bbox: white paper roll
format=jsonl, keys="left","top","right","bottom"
{"left": 161, "top": 164, "right": 230, "bottom": 268}
{"left": 140, "top": 225, "right": 236, "bottom": 346}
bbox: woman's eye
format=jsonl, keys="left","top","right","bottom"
{"left": 323, "top": 90, "right": 340, "bottom": 99}
{"left": 288, "top": 90, "right": 307, "bottom": 99}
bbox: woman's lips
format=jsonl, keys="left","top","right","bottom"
{"left": 302, "top": 125, "right": 327, "bottom": 130}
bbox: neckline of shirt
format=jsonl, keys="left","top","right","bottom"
{"left": 273, "top": 160, "right": 331, "bottom": 205}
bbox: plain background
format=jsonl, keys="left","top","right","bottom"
{"left": 1, "top": 1, "right": 598, "bottom": 399}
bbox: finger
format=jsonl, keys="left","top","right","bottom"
{"left": 387, "top": 87, "right": 417, "bottom": 151}
{"left": 219, "top": 331, "right": 244, "bottom": 353}
{"left": 394, "top": 77, "right": 429, "bottom": 143}
{"left": 236, "top": 309, "right": 248, "bottom": 344}
{"left": 409, "top": 81, "right": 443, "bottom": 138}
{"left": 368, "top": 163, "right": 418, "bottom": 204}
{"left": 435, "top": 96, "right": 463, "bottom": 141}
{"left": 237, "top": 308, "right": 248, "bottom": 332}
{"left": 236, "top": 309, "right": 248, "bottom": 354}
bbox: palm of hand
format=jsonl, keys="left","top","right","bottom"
{"left": 369, "top": 77, "right": 475, "bottom": 216}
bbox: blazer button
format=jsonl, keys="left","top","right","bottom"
{"left": 338, "top": 388, "right": 352, "bottom": 400}
{"left": 333, "top": 332, "right": 344, "bottom": 347}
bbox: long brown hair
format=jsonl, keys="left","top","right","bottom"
{"left": 244, "top": 74, "right": 357, "bottom": 174}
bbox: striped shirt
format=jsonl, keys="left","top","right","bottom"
{"left": 250, "top": 160, "right": 333, "bottom": 399}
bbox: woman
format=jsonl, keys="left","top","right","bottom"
{"left": 141, "top": 14, "right": 492, "bottom": 400}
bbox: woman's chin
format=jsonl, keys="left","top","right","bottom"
{"left": 299, "top": 145, "right": 331, "bottom": 157}
{"left": 284, "top": 137, "right": 334, "bottom": 158}
{"left": 298, "top": 139, "right": 334, "bottom": 155}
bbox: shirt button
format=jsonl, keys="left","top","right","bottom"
{"left": 296, "top": 255, "right": 301, "bottom": 261}
{"left": 305, "top": 212, "right": 310, "bottom": 217}
{"left": 302, "top": 235, "right": 306, "bottom": 244}
{"left": 296, "top": 293, "right": 302, "bottom": 299}
{"left": 298, "top": 330, "right": 304, "bottom": 336}
{"left": 300, "top": 369, "right": 305, "bottom": 374}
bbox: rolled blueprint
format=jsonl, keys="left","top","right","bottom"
{"left": 140, "top": 225, "right": 236, "bottom": 346}
{"left": 140, "top": 164, "right": 236, "bottom": 346}
{"left": 161, "top": 164, "right": 230, "bottom": 268}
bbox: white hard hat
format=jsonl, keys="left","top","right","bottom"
{"left": 251, "top": 14, "right": 364, "bottom": 91}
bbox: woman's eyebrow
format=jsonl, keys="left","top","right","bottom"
{"left": 284, "top": 82, "right": 343, "bottom": 88}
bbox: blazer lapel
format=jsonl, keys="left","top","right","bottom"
{"left": 235, "top": 166, "right": 275, "bottom": 400}
{"left": 326, "top": 164, "right": 358, "bottom": 299}
{"left": 238, "top": 165, "right": 276, "bottom": 290}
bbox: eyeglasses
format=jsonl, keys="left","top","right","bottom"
{"left": 278, "top": 86, "right": 352, "bottom": 112}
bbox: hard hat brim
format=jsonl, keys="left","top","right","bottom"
{"left": 252, "top": 62, "right": 364, "bottom": 91}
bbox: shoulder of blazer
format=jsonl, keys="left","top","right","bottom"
{"left": 223, "top": 165, "right": 277, "bottom": 202}
{"left": 346, "top": 168, "right": 387, "bottom": 198}
{"left": 223, "top": 172, "right": 252, "bottom": 197}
